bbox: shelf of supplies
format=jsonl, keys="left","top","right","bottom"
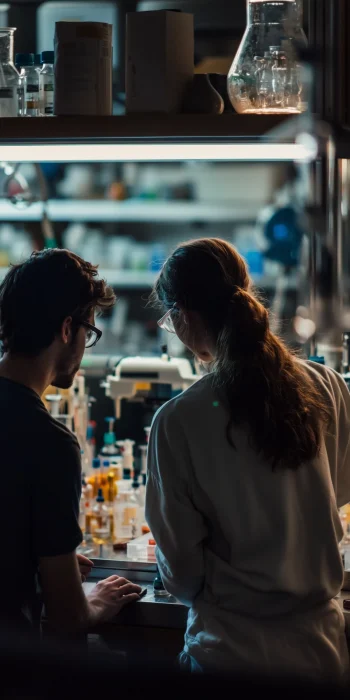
{"left": 0, "top": 266, "right": 297, "bottom": 290}
{"left": 0, "top": 199, "right": 259, "bottom": 223}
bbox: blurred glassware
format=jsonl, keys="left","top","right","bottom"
{"left": 0, "top": 27, "right": 20, "bottom": 117}
{"left": 227, "top": 0, "right": 307, "bottom": 115}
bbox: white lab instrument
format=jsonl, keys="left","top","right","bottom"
{"left": 106, "top": 353, "right": 198, "bottom": 419}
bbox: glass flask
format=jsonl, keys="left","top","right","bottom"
{"left": 0, "top": 28, "right": 20, "bottom": 117}
{"left": 227, "top": 1, "right": 307, "bottom": 115}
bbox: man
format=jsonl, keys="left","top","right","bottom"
{"left": 0, "top": 249, "right": 141, "bottom": 637}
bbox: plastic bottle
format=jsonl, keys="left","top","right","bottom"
{"left": 91, "top": 488, "right": 111, "bottom": 546}
{"left": 100, "top": 418, "right": 119, "bottom": 459}
{"left": 118, "top": 467, "right": 132, "bottom": 494}
{"left": 15, "top": 53, "right": 40, "bottom": 116}
{"left": 39, "top": 51, "right": 54, "bottom": 116}
{"left": 117, "top": 439, "right": 135, "bottom": 476}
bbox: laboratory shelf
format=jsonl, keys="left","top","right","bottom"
{"left": 0, "top": 199, "right": 259, "bottom": 223}
{"left": 0, "top": 114, "right": 292, "bottom": 144}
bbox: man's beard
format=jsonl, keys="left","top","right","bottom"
{"left": 51, "top": 365, "right": 80, "bottom": 389}
{"left": 51, "top": 344, "right": 81, "bottom": 389}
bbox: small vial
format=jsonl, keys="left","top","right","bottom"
{"left": 39, "top": 51, "right": 54, "bottom": 116}
{"left": 15, "top": 53, "right": 40, "bottom": 117}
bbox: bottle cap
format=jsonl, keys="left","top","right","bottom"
{"left": 41, "top": 51, "right": 54, "bottom": 64}
{"left": 15, "top": 53, "right": 34, "bottom": 66}
{"left": 96, "top": 488, "right": 104, "bottom": 502}
{"left": 102, "top": 460, "right": 110, "bottom": 468}
{"left": 92, "top": 458, "right": 100, "bottom": 470}
{"left": 123, "top": 468, "right": 131, "bottom": 480}
{"left": 142, "top": 473, "right": 147, "bottom": 487}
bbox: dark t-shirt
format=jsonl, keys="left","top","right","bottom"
{"left": 0, "top": 377, "right": 82, "bottom": 631}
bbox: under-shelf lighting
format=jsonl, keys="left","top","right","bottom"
{"left": 0, "top": 139, "right": 317, "bottom": 163}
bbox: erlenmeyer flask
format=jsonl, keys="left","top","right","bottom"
{"left": 0, "top": 28, "right": 20, "bottom": 117}
{"left": 227, "top": 1, "right": 307, "bottom": 115}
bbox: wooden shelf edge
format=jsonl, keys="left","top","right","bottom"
{"left": 0, "top": 114, "right": 295, "bottom": 143}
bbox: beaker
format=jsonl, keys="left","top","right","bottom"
{"left": 227, "top": 1, "right": 307, "bottom": 115}
{"left": 0, "top": 28, "right": 19, "bottom": 117}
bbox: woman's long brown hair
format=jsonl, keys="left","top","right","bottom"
{"left": 152, "top": 238, "right": 330, "bottom": 470}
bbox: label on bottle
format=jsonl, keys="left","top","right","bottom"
{"left": 39, "top": 76, "right": 54, "bottom": 115}
{"left": 25, "top": 83, "right": 39, "bottom": 116}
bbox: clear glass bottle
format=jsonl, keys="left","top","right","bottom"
{"left": 227, "top": 0, "right": 307, "bottom": 114}
{"left": 113, "top": 489, "right": 139, "bottom": 549}
{"left": 91, "top": 488, "right": 111, "bottom": 546}
{"left": 0, "top": 28, "right": 20, "bottom": 117}
{"left": 39, "top": 51, "right": 54, "bottom": 116}
{"left": 15, "top": 53, "right": 40, "bottom": 117}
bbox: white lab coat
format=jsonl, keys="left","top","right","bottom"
{"left": 146, "top": 361, "right": 350, "bottom": 680}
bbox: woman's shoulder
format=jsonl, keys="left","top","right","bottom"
{"left": 300, "top": 358, "right": 349, "bottom": 406}
{"left": 151, "top": 374, "right": 215, "bottom": 428}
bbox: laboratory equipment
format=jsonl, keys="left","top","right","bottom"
{"left": 127, "top": 534, "right": 156, "bottom": 563}
{"left": 113, "top": 487, "right": 140, "bottom": 548}
{"left": 45, "top": 393, "right": 62, "bottom": 418}
{"left": 56, "top": 414, "right": 73, "bottom": 432}
{"left": 0, "top": 28, "right": 19, "bottom": 117}
{"left": 91, "top": 488, "right": 111, "bottom": 552}
{"left": 15, "top": 53, "right": 39, "bottom": 116}
{"left": 117, "top": 439, "right": 135, "bottom": 473}
{"left": 99, "top": 417, "right": 119, "bottom": 459}
{"left": 106, "top": 350, "right": 198, "bottom": 419}
{"left": 39, "top": 51, "right": 54, "bottom": 116}
{"left": 227, "top": 0, "right": 307, "bottom": 114}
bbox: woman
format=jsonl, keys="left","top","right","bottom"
{"left": 145, "top": 238, "right": 350, "bottom": 680}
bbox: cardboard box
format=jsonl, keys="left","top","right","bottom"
{"left": 54, "top": 21, "right": 113, "bottom": 116}
{"left": 126, "top": 10, "right": 194, "bottom": 114}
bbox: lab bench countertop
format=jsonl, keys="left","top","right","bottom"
{"left": 83, "top": 580, "right": 350, "bottom": 638}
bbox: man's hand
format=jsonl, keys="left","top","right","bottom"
{"left": 77, "top": 553, "right": 94, "bottom": 582}
{"left": 87, "top": 576, "right": 142, "bottom": 625}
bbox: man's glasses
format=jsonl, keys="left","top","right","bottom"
{"left": 81, "top": 321, "right": 102, "bottom": 348}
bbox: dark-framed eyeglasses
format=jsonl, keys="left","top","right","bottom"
{"left": 81, "top": 321, "right": 102, "bottom": 349}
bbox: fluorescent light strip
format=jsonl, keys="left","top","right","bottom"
{"left": 0, "top": 142, "right": 316, "bottom": 163}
